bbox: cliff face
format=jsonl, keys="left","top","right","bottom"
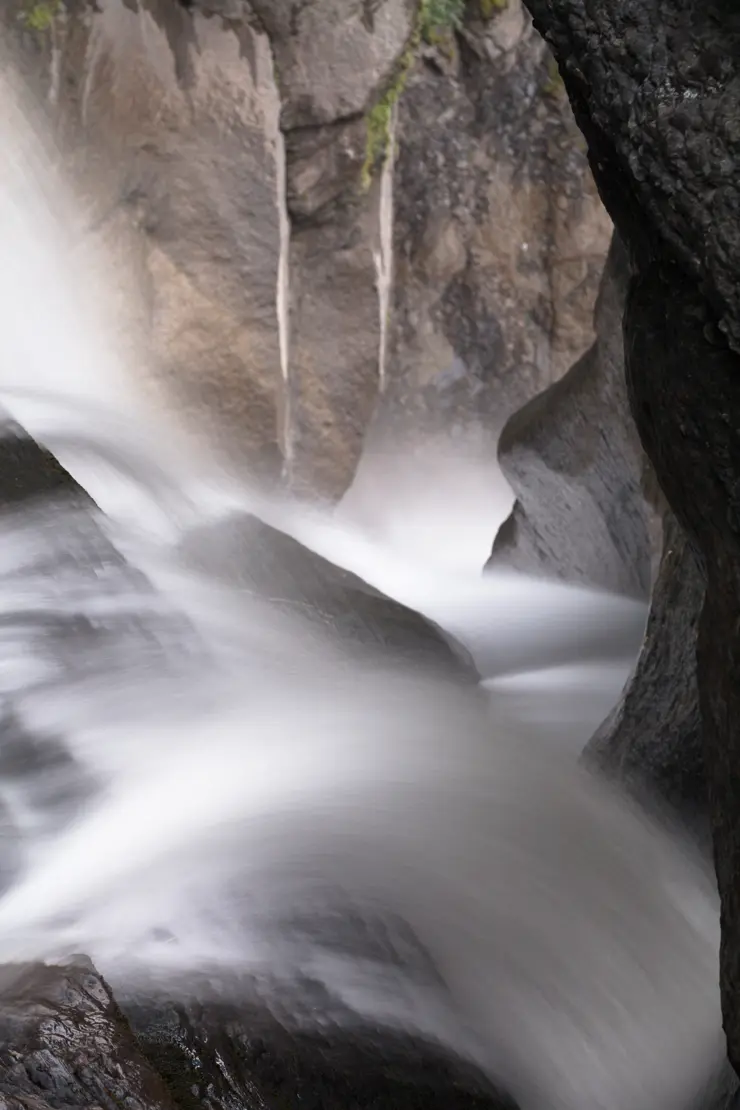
{"left": 3, "top": 0, "right": 610, "bottom": 499}
{"left": 516, "top": 0, "right": 740, "bottom": 1084}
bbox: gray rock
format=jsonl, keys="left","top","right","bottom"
{"left": 179, "top": 510, "right": 479, "bottom": 680}
{"left": 377, "top": 0, "right": 612, "bottom": 446}
{"left": 0, "top": 959, "right": 176, "bottom": 1110}
{"left": 123, "top": 990, "right": 515, "bottom": 1110}
{"left": 583, "top": 512, "right": 708, "bottom": 836}
{"left": 488, "top": 234, "right": 659, "bottom": 599}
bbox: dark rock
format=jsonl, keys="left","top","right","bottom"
{"left": 0, "top": 959, "right": 176, "bottom": 1110}
{"left": 488, "top": 234, "right": 660, "bottom": 599}
{"left": 583, "top": 511, "right": 708, "bottom": 837}
{"left": 178, "top": 511, "right": 479, "bottom": 680}
{"left": 517, "top": 0, "right": 740, "bottom": 1083}
{"left": 123, "top": 993, "right": 515, "bottom": 1110}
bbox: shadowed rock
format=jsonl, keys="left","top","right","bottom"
{"left": 518, "top": 0, "right": 740, "bottom": 1083}
{"left": 584, "top": 512, "right": 708, "bottom": 837}
{"left": 488, "top": 234, "right": 659, "bottom": 599}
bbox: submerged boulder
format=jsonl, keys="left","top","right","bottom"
{"left": 124, "top": 992, "right": 515, "bottom": 1110}
{"left": 178, "top": 510, "right": 478, "bottom": 680}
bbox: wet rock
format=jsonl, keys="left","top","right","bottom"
{"left": 583, "top": 511, "right": 708, "bottom": 836}
{"left": 0, "top": 957, "right": 515, "bottom": 1109}
{"left": 179, "top": 510, "right": 478, "bottom": 680}
{"left": 488, "top": 234, "right": 659, "bottom": 598}
{"left": 518, "top": 0, "right": 740, "bottom": 1081}
{"left": 0, "top": 959, "right": 176, "bottom": 1110}
{"left": 124, "top": 992, "right": 515, "bottom": 1110}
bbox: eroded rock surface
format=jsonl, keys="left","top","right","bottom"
{"left": 488, "top": 234, "right": 659, "bottom": 598}
{"left": 0, "top": 959, "right": 176, "bottom": 1110}
{"left": 380, "top": 0, "right": 611, "bottom": 443}
{"left": 584, "top": 512, "right": 708, "bottom": 834}
{"left": 3, "top": 0, "right": 609, "bottom": 500}
{"left": 519, "top": 0, "right": 740, "bottom": 1080}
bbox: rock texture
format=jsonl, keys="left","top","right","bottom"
{"left": 378, "top": 0, "right": 612, "bottom": 443}
{"left": 3, "top": 0, "right": 609, "bottom": 501}
{"left": 584, "top": 512, "right": 708, "bottom": 835}
{"left": 123, "top": 991, "right": 515, "bottom": 1110}
{"left": 488, "top": 233, "right": 659, "bottom": 599}
{"left": 0, "top": 959, "right": 176, "bottom": 1110}
{"left": 0, "top": 958, "right": 514, "bottom": 1110}
{"left": 518, "top": 0, "right": 740, "bottom": 1081}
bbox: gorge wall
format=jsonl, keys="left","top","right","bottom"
{"left": 515, "top": 0, "right": 740, "bottom": 1082}
{"left": 4, "top": 0, "right": 610, "bottom": 499}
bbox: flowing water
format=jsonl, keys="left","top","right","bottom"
{"left": 0, "top": 63, "right": 728, "bottom": 1110}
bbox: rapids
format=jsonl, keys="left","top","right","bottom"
{"left": 0, "top": 54, "right": 726, "bottom": 1110}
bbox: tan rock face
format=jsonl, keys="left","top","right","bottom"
{"left": 43, "top": 0, "right": 286, "bottom": 481}
{"left": 2, "top": 0, "right": 610, "bottom": 502}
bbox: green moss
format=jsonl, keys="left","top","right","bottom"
{"left": 479, "top": 0, "right": 508, "bottom": 16}
{"left": 361, "top": 0, "right": 467, "bottom": 190}
{"left": 360, "top": 36, "right": 417, "bottom": 190}
{"left": 20, "top": 0, "right": 60, "bottom": 31}
{"left": 418, "top": 0, "right": 465, "bottom": 42}
{"left": 542, "top": 54, "right": 566, "bottom": 98}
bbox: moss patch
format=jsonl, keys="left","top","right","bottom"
{"left": 542, "top": 54, "right": 566, "bottom": 98}
{"left": 418, "top": 0, "right": 465, "bottom": 42}
{"left": 19, "top": 0, "right": 60, "bottom": 31}
{"left": 479, "top": 0, "right": 508, "bottom": 16}
{"left": 361, "top": 0, "right": 466, "bottom": 190}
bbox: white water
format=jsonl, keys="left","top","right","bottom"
{"left": 0, "top": 62, "right": 728, "bottom": 1110}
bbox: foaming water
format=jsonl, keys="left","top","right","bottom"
{"left": 0, "top": 419, "right": 724, "bottom": 1110}
{"left": 0, "top": 61, "right": 727, "bottom": 1110}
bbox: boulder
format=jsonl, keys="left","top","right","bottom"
{"left": 519, "top": 0, "right": 740, "bottom": 1082}
{"left": 0, "top": 957, "right": 514, "bottom": 1110}
{"left": 178, "top": 510, "right": 479, "bottom": 679}
{"left": 123, "top": 991, "right": 515, "bottom": 1110}
{"left": 488, "top": 234, "right": 660, "bottom": 599}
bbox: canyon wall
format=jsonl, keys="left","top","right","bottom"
{"left": 4, "top": 0, "right": 610, "bottom": 498}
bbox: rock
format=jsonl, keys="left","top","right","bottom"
{"left": 178, "top": 510, "right": 479, "bottom": 680}
{"left": 487, "top": 234, "right": 660, "bottom": 599}
{"left": 2, "top": 0, "right": 608, "bottom": 501}
{"left": 377, "top": 0, "right": 612, "bottom": 446}
{"left": 123, "top": 993, "right": 515, "bottom": 1110}
{"left": 0, "top": 959, "right": 176, "bottom": 1110}
{"left": 583, "top": 511, "right": 709, "bottom": 836}
{"left": 518, "top": 0, "right": 740, "bottom": 1082}
{"left": 0, "top": 958, "right": 514, "bottom": 1110}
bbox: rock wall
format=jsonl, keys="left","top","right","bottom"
{"left": 3, "top": 0, "right": 610, "bottom": 500}
{"left": 380, "top": 0, "right": 611, "bottom": 443}
{"left": 518, "top": 0, "right": 740, "bottom": 1083}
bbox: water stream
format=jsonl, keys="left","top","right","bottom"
{"left": 0, "top": 62, "right": 726, "bottom": 1110}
